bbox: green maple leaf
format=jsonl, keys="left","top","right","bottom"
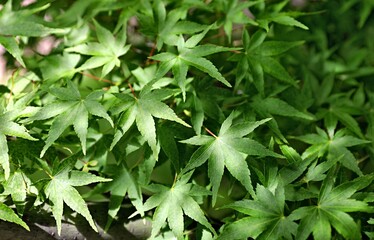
{"left": 218, "top": 184, "right": 297, "bottom": 240}
{"left": 212, "top": 0, "right": 260, "bottom": 42}
{"left": 110, "top": 88, "right": 190, "bottom": 159}
{"left": 181, "top": 112, "right": 283, "bottom": 205}
{"left": 3, "top": 170, "right": 36, "bottom": 216}
{"left": 142, "top": 172, "right": 215, "bottom": 239}
{"left": 89, "top": 163, "right": 143, "bottom": 231}
{"left": 43, "top": 156, "right": 111, "bottom": 235}
{"left": 255, "top": 1, "right": 309, "bottom": 31}
{"left": 0, "top": 92, "right": 37, "bottom": 180}
{"left": 151, "top": 26, "right": 238, "bottom": 99}
{"left": 66, "top": 20, "right": 130, "bottom": 78}
{"left": 288, "top": 169, "right": 374, "bottom": 240}
{"left": 234, "top": 29, "right": 303, "bottom": 95}
{"left": 294, "top": 128, "right": 370, "bottom": 176}
{"left": 27, "top": 80, "right": 113, "bottom": 157}
{"left": 0, "top": 0, "right": 67, "bottom": 37}
{"left": 137, "top": 0, "right": 207, "bottom": 50}
{"left": 0, "top": 202, "right": 29, "bottom": 231}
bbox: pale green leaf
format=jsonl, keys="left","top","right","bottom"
{"left": 0, "top": 202, "right": 29, "bottom": 231}
{"left": 0, "top": 36, "right": 25, "bottom": 67}
{"left": 271, "top": 15, "right": 309, "bottom": 30}
{"left": 45, "top": 169, "right": 110, "bottom": 235}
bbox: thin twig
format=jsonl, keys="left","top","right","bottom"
{"left": 79, "top": 71, "right": 113, "bottom": 84}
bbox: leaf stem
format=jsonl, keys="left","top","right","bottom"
{"left": 128, "top": 82, "right": 137, "bottom": 98}
{"left": 79, "top": 71, "right": 113, "bottom": 84}
{"left": 204, "top": 126, "right": 218, "bottom": 138}
{"left": 146, "top": 42, "right": 156, "bottom": 65}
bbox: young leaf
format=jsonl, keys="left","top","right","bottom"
{"left": 110, "top": 89, "right": 190, "bottom": 159}
{"left": 44, "top": 168, "right": 111, "bottom": 235}
{"left": 289, "top": 171, "right": 374, "bottom": 240}
{"left": 218, "top": 184, "right": 297, "bottom": 240}
{"left": 66, "top": 21, "right": 130, "bottom": 78}
{"left": 151, "top": 30, "right": 237, "bottom": 97}
{"left": 89, "top": 163, "right": 143, "bottom": 231}
{"left": 0, "top": 202, "right": 29, "bottom": 231}
{"left": 27, "top": 81, "right": 113, "bottom": 157}
{"left": 143, "top": 172, "right": 215, "bottom": 239}
{"left": 181, "top": 113, "right": 281, "bottom": 204}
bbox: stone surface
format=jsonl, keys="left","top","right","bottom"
{"left": 0, "top": 203, "right": 152, "bottom": 240}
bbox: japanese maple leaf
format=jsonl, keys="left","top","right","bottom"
{"left": 150, "top": 26, "right": 238, "bottom": 99}
{"left": 142, "top": 172, "right": 215, "bottom": 239}
{"left": 137, "top": 0, "right": 209, "bottom": 50}
{"left": 27, "top": 80, "right": 113, "bottom": 157}
{"left": 89, "top": 163, "right": 143, "bottom": 231}
{"left": 288, "top": 169, "right": 374, "bottom": 240}
{"left": 66, "top": 20, "right": 130, "bottom": 78}
{"left": 181, "top": 112, "right": 282, "bottom": 205}
{"left": 218, "top": 184, "right": 297, "bottom": 240}
{"left": 42, "top": 156, "right": 111, "bottom": 235}
{"left": 110, "top": 88, "right": 190, "bottom": 159}
{"left": 0, "top": 92, "right": 37, "bottom": 179}
{"left": 294, "top": 127, "right": 370, "bottom": 177}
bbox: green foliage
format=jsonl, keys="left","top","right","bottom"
{"left": 0, "top": 0, "right": 373, "bottom": 239}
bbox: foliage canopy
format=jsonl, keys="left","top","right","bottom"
{"left": 0, "top": 0, "right": 374, "bottom": 239}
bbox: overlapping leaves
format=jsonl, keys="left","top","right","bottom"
{"left": 289, "top": 168, "right": 374, "bottom": 240}
{"left": 110, "top": 87, "right": 190, "bottom": 159}
{"left": 219, "top": 184, "right": 297, "bottom": 240}
{"left": 0, "top": 92, "right": 37, "bottom": 180}
{"left": 27, "top": 80, "right": 113, "bottom": 157}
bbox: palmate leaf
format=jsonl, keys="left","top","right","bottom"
{"left": 289, "top": 169, "right": 374, "bottom": 240}
{"left": 66, "top": 21, "right": 130, "bottom": 78}
{"left": 89, "top": 163, "right": 143, "bottom": 231}
{"left": 142, "top": 172, "right": 215, "bottom": 239}
{"left": 181, "top": 112, "right": 282, "bottom": 205}
{"left": 295, "top": 128, "right": 370, "bottom": 176}
{"left": 236, "top": 29, "right": 303, "bottom": 95}
{"left": 151, "top": 27, "right": 238, "bottom": 99}
{"left": 137, "top": 0, "right": 207, "bottom": 50}
{"left": 110, "top": 89, "right": 190, "bottom": 159}
{"left": 0, "top": 92, "right": 37, "bottom": 180}
{"left": 218, "top": 184, "right": 297, "bottom": 240}
{"left": 27, "top": 80, "right": 113, "bottom": 157}
{"left": 44, "top": 167, "right": 111, "bottom": 235}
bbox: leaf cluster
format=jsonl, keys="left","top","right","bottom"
{"left": 1, "top": 0, "right": 374, "bottom": 239}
